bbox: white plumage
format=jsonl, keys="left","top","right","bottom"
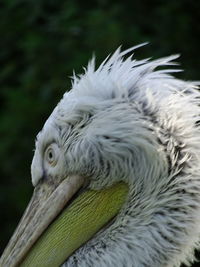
{"left": 2, "top": 44, "right": 200, "bottom": 267}
{"left": 30, "top": 44, "right": 200, "bottom": 266}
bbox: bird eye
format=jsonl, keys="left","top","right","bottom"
{"left": 45, "top": 145, "right": 58, "bottom": 166}
{"left": 47, "top": 149, "right": 54, "bottom": 161}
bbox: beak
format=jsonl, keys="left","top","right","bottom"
{"left": 0, "top": 175, "right": 128, "bottom": 267}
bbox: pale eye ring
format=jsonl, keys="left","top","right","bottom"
{"left": 45, "top": 146, "right": 58, "bottom": 165}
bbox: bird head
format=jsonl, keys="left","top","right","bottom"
{"left": 1, "top": 44, "right": 200, "bottom": 267}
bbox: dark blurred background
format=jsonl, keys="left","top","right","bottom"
{"left": 0, "top": 0, "right": 199, "bottom": 265}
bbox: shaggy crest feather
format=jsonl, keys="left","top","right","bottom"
{"left": 33, "top": 45, "right": 200, "bottom": 267}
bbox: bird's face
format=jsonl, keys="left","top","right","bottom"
{"left": 32, "top": 92, "right": 166, "bottom": 190}
{"left": 3, "top": 93, "right": 142, "bottom": 266}
{"left": 1, "top": 86, "right": 166, "bottom": 266}
{"left": 2, "top": 45, "right": 200, "bottom": 267}
{"left": 0, "top": 47, "right": 167, "bottom": 267}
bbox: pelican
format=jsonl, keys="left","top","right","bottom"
{"left": 1, "top": 44, "right": 200, "bottom": 267}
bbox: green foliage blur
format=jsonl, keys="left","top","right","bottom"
{"left": 0, "top": 0, "right": 199, "bottom": 265}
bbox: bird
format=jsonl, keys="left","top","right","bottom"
{"left": 1, "top": 43, "right": 200, "bottom": 267}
